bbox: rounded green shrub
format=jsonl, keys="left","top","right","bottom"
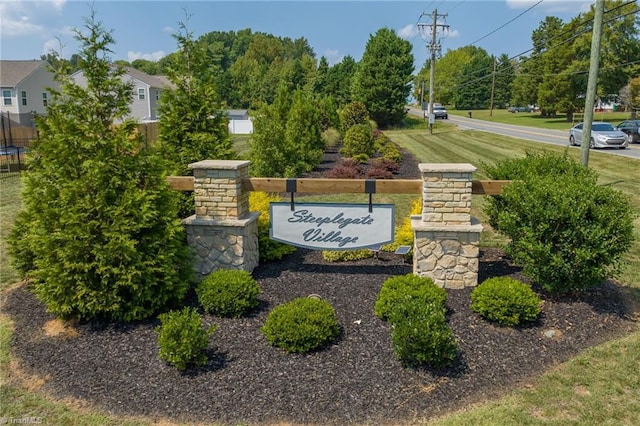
{"left": 262, "top": 297, "right": 340, "bottom": 354}
{"left": 338, "top": 101, "right": 370, "bottom": 132}
{"left": 322, "top": 249, "right": 374, "bottom": 262}
{"left": 340, "top": 123, "right": 375, "bottom": 158}
{"left": 156, "top": 307, "right": 216, "bottom": 371}
{"left": 196, "top": 269, "right": 261, "bottom": 318}
{"left": 389, "top": 298, "right": 458, "bottom": 368}
{"left": 374, "top": 274, "right": 447, "bottom": 321}
{"left": 484, "top": 151, "right": 635, "bottom": 293}
{"left": 470, "top": 277, "right": 542, "bottom": 326}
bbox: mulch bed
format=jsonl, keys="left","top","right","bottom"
{"left": 2, "top": 146, "right": 638, "bottom": 425}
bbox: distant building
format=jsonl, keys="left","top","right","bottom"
{"left": 225, "top": 109, "right": 253, "bottom": 134}
{"left": 0, "top": 60, "right": 58, "bottom": 126}
{"left": 71, "top": 66, "right": 171, "bottom": 122}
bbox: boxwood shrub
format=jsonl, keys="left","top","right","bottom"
{"left": 156, "top": 307, "right": 216, "bottom": 371}
{"left": 374, "top": 274, "right": 447, "bottom": 321}
{"left": 262, "top": 297, "right": 340, "bottom": 354}
{"left": 196, "top": 269, "right": 261, "bottom": 318}
{"left": 471, "top": 277, "right": 541, "bottom": 326}
{"left": 388, "top": 298, "right": 458, "bottom": 368}
{"left": 484, "top": 151, "right": 635, "bottom": 293}
{"left": 322, "top": 249, "right": 374, "bottom": 262}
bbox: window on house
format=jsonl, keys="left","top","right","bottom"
{"left": 155, "top": 89, "right": 160, "bottom": 101}
{"left": 42, "top": 92, "right": 48, "bottom": 107}
{"left": 21, "top": 91, "right": 27, "bottom": 106}
{"left": 2, "top": 90, "right": 12, "bottom": 106}
{"left": 138, "top": 88, "right": 145, "bottom": 100}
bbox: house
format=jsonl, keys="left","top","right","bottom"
{"left": 71, "top": 66, "right": 171, "bottom": 122}
{"left": 0, "top": 60, "right": 58, "bottom": 126}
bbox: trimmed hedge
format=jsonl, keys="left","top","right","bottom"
{"left": 471, "top": 277, "right": 541, "bottom": 326}
{"left": 262, "top": 297, "right": 340, "bottom": 354}
{"left": 196, "top": 269, "right": 261, "bottom": 318}
{"left": 374, "top": 274, "right": 447, "bottom": 321}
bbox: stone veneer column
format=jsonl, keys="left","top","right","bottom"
{"left": 183, "top": 160, "right": 260, "bottom": 280}
{"left": 411, "top": 163, "right": 483, "bottom": 288}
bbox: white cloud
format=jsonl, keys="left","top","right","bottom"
{"left": 445, "top": 28, "right": 460, "bottom": 39}
{"left": 397, "top": 24, "right": 418, "bottom": 40}
{"left": 0, "top": 3, "right": 45, "bottom": 36}
{"left": 163, "top": 26, "right": 175, "bottom": 34}
{"left": 127, "top": 51, "right": 166, "bottom": 62}
{"left": 323, "top": 49, "right": 342, "bottom": 65}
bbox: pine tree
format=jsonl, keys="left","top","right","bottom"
{"left": 9, "top": 11, "right": 192, "bottom": 322}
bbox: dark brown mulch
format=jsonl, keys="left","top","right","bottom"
{"left": 2, "top": 145, "right": 637, "bottom": 425}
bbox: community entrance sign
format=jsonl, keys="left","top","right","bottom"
{"left": 270, "top": 202, "right": 395, "bottom": 250}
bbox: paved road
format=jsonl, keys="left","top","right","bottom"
{"left": 408, "top": 107, "right": 640, "bottom": 160}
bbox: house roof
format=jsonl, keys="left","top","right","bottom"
{"left": 122, "top": 66, "right": 170, "bottom": 88}
{"left": 0, "top": 60, "right": 48, "bottom": 87}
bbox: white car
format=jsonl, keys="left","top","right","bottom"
{"left": 569, "top": 122, "right": 628, "bottom": 149}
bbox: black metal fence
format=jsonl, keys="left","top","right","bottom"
{"left": 1, "top": 112, "right": 36, "bottom": 178}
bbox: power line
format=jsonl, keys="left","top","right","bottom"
{"left": 467, "top": 0, "right": 544, "bottom": 47}
{"left": 450, "top": 3, "right": 639, "bottom": 92}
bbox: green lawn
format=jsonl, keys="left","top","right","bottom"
{"left": 1, "top": 122, "right": 639, "bottom": 425}
{"left": 445, "top": 108, "right": 633, "bottom": 131}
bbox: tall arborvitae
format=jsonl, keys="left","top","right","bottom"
{"left": 158, "top": 19, "right": 235, "bottom": 218}
{"left": 9, "top": 11, "right": 192, "bottom": 322}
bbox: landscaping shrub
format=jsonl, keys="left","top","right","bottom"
{"left": 388, "top": 298, "right": 458, "bottom": 368}
{"left": 156, "top": 307, "right": 216, "bottom": 371}
{"left": 196, "top": 269, "right": 261, "bottom": 317}
{"left": 484, "top": 151, "right": 635, "bottom": 293}
{"left": 366, "top": 157, "right": 399, "bottom": 179}
{"left": 325, "top": 158, "right": 364, "bottom": 179}
{"left": 470, "top": 277, "right": 542, "bottom": 326}
{"left": 374, "top": 273, "right": 446, "bottom": 321}
{"left": 322, "top": 128, "right": 341, "bottom": 149}
{"left": 340, "top": 123, "right": 375, "bottom": 159}
{"left": 262, "top": 297, "right": 340, "bottom": 354}
{"left": 8, "top": 18, "right": 192, "bottom": 321}
{"left": 322, "top": 249, "right": 374, "bottom": 262}
{"left": 249, "top": 192, "right": 296, "bottom": 262}
{"left": 338, "top": 101, "right": 369, "bottom": 133}
{"left": 365, "top": 166, "right": 393, "bottom": 179}
{"left": 380, "top": 142, "right": 403, "bottom": 163}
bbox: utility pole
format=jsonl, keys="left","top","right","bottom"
{"left": 581, "top": 0, "right": 604, "bottom": 166}
{"left": 418, "top": 9, "right": 449, "bottom": 134}
{"left": 489, "top": 56, "right": 497, "bottom": 117}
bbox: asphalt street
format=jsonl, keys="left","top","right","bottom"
{"left": 407, "top": 107, "right": 640, "bottom": 160}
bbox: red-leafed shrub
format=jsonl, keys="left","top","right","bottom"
{"left": 326, "top": 158, "right": 364, "bottom": 179}
{"left": 370, "top": 157, "right": 399, "bottom": 173}
{"left": 366, "top": 167, "right": 393, "bottom": 179}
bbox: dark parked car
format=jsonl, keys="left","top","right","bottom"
{"left": 507, "top": 106, "right": 533, "bottom": 113}
{"left": 569, "top": 122, "right": 628, "bottom": 149}
{"left": 616, "top": 119, "right": 640, "bottom": 143}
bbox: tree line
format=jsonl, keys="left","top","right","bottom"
{"left": 415, "top": 0, "right": 639, "bottom": 117}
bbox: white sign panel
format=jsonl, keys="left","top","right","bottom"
{"left": 270, "top": 202, "right": 395, "bottom": 250}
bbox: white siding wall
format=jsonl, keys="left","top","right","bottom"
{"left": 228, "top": 119, "right": 253, "bottom": 134}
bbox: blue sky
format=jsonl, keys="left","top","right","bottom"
{"left": 1, "top": 0, "right": 592, "bottom": 71}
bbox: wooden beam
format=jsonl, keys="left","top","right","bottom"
{"left": 166, "top": 176, "right": 510, "bottom": 195}
{"left": 472, "top": 180, "right": 511, "bottom": 195}
{"left": 166, "top": 176, "right": 194, "bottom": 191}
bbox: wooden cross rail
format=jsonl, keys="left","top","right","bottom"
{"left": 166, "top": 176, "right": 510, "bottom": 195}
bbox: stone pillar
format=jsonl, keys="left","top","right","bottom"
{"left": 183, "top": 160, "right": 260, "bottom": 280}
{"left": 411, "top": 163, "right": 483, "bottom": 288}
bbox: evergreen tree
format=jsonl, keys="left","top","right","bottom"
{"left": 352, "top": 28, "right": 414, "bottom": 127}
{"left": 158, "top": 20, "right": 235, "bottom": 218}
{"left": 9, "top": 12, "right": 192, "bottom": 322}
{"left": 249, "top": 86, "right": 322, "bottom": 177}
{"left": 454, "top": 48, "right": 493, "bottom": 109}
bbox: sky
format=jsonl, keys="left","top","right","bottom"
{"left": 1, "top": 0, "right": 594, "bottom": 71}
